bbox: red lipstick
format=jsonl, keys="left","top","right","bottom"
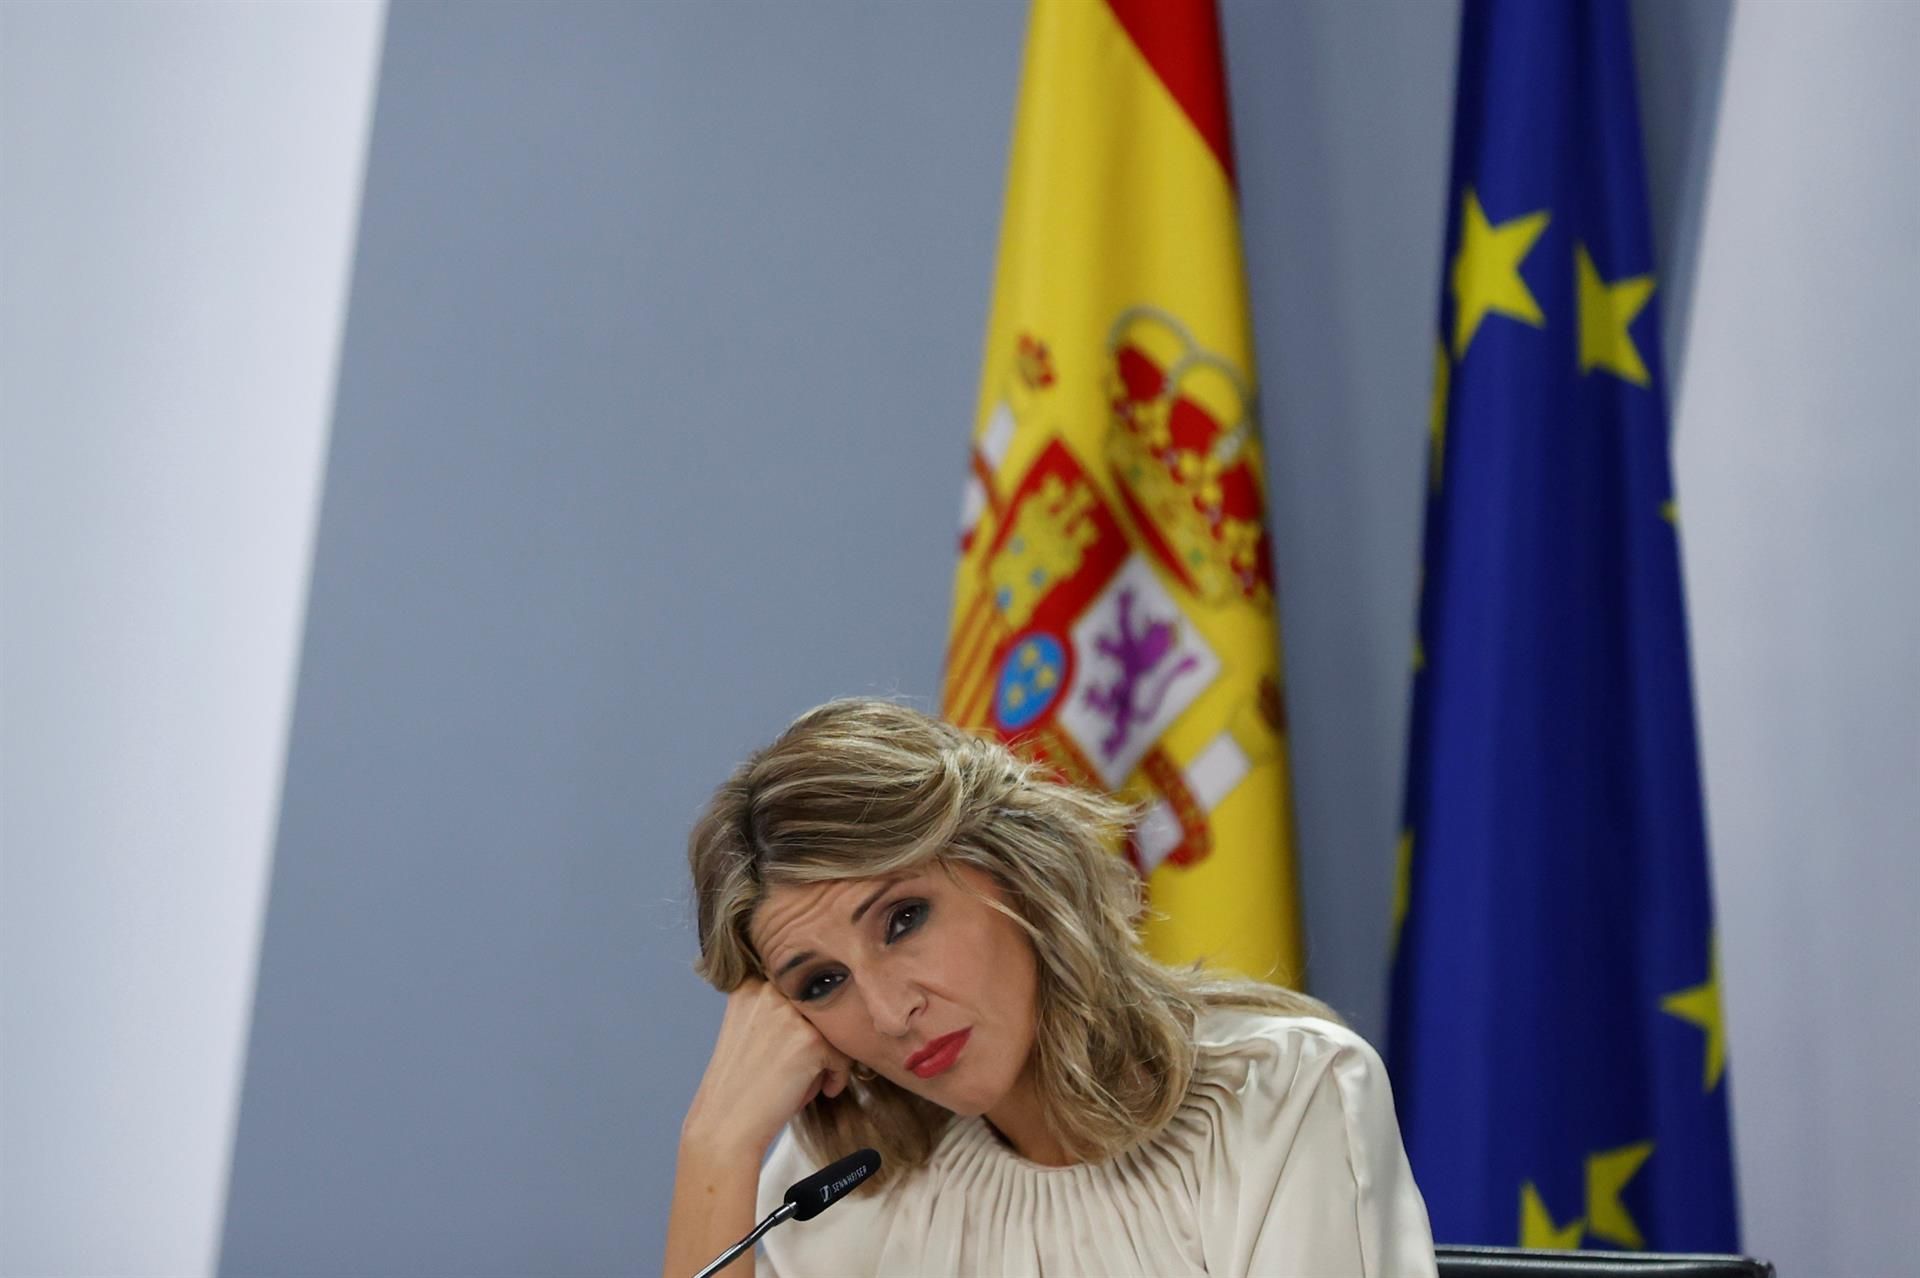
{"left": 905, "top": 1028, "right": 971, "bottom": 1079}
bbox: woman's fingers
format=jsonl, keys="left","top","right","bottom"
{"left": 818, "top": 1042, "right": 853, "bottom": 1099}
{"left": 686, "top": 978, "right": 862, "bottom": 1155}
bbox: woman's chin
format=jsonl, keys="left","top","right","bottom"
{"left": 934, "top": 1094, "right": 990, "bottom": 1117}
{"left": 902, "top": 1076, "right": 1005, "bottom": 1118}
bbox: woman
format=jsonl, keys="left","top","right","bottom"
{"left": 665, "top": 699, "right": 1435, "bottom": 1277}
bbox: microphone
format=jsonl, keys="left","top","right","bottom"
{"left": 690, "top": 1148, "right": 882, "bottom": 1278}
{"left": 783, "top": 1146, "right": 882, "bottom": 1219}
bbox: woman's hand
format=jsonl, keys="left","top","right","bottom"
{"left": 667, "top": 981, "right": 841, "bottom": 1278}
{"left": 681, "top": 978, "right": 852, "bottom": 1161}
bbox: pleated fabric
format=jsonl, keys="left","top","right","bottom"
{"left": 755, "top": 1010, "right": 1435, "bottom": 1277}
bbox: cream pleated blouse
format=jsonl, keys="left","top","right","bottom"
{"left": 755, "top": 1009, "right": 1436, "bottom": 1277}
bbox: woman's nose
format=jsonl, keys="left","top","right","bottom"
{"left": 867, "top": 976, "right": 925, "bottom": 1038}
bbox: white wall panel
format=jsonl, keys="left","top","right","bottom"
{"left": 0, "top": 4, "right": 387, "bottom": 1273}
{"left": 1670, "top": 4, "right": 1920, "bottom": 1274}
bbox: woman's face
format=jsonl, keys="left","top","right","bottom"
{"left": 750, "top": 862, "right": 1039, "bottom": 1118}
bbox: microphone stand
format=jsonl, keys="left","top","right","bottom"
{"left": 689, "top": 1145, "right": 878, "bottom": 1277}
{"left": 691, "top": 1201, "right": 798, "bottom": 1278}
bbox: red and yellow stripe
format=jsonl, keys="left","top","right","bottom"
{"left": 941, "top": 0, "right": 1304, "bottom": 985}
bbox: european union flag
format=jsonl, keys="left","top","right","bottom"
{"left": 1386, "top": 0, "right": 1740, "bottom": 1252}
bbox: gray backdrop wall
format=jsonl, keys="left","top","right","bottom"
{"left": 215, "top": 1, "right": 1724, "bottom": 1272}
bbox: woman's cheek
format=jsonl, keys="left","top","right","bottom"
{"left": 809, "top": 1006, "right": 860, "bottom": 1058}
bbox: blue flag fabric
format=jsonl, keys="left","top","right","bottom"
{"left": 1386, "top": 0, "right": 1739, "bottom": 1252}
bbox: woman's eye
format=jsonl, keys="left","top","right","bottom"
{"left": 799, "top": 970, "right": 844, "bottom": 1002}
{"left": 886, "top": 901, "right": 928, "bottom": 943}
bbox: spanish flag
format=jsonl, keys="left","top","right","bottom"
{"left": 942, "top": 0, "right": 1301, "bottom": 984}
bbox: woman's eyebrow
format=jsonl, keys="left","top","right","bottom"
{"left": 850, "top": 875, "right": 908, "bottom": 925}
{"left": 773, "top": 950, "right": 814, "bottom": 981}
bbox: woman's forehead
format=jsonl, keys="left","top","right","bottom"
{"left": 748, "top": 873, "right": 913, "bottom": 957}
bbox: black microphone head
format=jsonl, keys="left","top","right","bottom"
{"left": 782, "top": 1147, "right": 882, "bottom": 1222}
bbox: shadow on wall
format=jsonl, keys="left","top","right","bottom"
{"left": 1631, "top": 0, "right": 1734, "bottom": 407}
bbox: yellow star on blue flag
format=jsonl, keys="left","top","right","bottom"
{"left": 1452, "top": 190, "right": 1550, "bottom": 358}
{"left": 1576, "top": 244, "right": 1655, "bottom": 386}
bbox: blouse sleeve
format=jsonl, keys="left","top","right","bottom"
{"left": 1198, "top": 1017, "right": 1436, "bottom": 1278}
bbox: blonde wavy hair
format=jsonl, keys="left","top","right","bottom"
{"left": 687, "top": 697, "right": 1333, "bottom": 1183}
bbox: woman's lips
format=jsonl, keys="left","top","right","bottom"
{"left": 905, "top": 1028, "right": 972, "bottom": 1079}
